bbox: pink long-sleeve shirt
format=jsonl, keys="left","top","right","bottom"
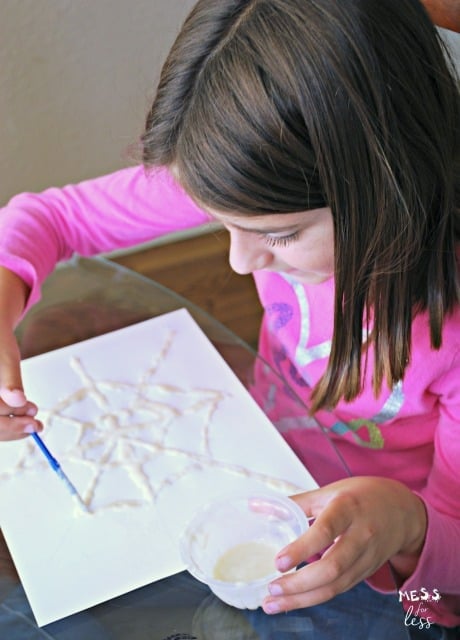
{"left": 1, "top": 165, "right": 459, "bottom": 627}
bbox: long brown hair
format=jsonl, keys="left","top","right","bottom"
{"left": 142, "top": 0, "right": 460, "bottom": 411}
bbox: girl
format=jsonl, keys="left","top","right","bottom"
{"left": 0, "top": 0, "right": 459, "bottom": 637}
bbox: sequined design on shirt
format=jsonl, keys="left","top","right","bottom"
{"left": 266, "top": 302, "right": 294, "bottom": 331}
{"left": 266, "top": 275, "right": 406, "bottom": 448}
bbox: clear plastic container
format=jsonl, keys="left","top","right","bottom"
{"left": 180, "top": 492, "right": 308, "bottom": 609}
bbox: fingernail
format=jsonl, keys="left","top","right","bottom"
{"left": 276, "top": 555, "right": 292, "bottom": 572}
{"left": 23, "top": 424, "right": 37, "bottom": 434}
{"left": 268, "top": 583, "right": 283, "bottom": 596}
{"left": 26, "top": 406, "right": 38, "bottom": 417}
{"left": 1, "top": 388, "right": 26, "bottom": 407}
{"left": 264, "top": 600, "right": 281, "bottom": 614}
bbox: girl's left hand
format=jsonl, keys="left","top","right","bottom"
{"left": 262, "top": 476, "right": 427, "bottom": 614}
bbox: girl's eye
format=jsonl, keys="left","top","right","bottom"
{"left": 261, "top": 231, "right": 300, "bottom": 248}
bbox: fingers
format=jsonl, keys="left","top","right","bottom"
{"left": 0, "top": 326, "right": 43, "bottom": 439}
{"left": 273, "top": 493, "right": 351, "bottom": 572}
{"left": 0, "top": 386, "right": 42, "bottom": 440}
{"left": 259, "top": 499, "right": 353, "bottom": 613}
{"left": 289, "top": 487, "right": 336, "bottom": 519}
{"left": 0, "top": 354, "right": 42, "bottom": 440}
{"left": 0, "top": 412, "right": 43, "bottom": 441}
{"left": 263, "top": 547, "right": 370, "bottom": 614}
{"left": 263, "top": 524, "right": 381, "bottom": 613}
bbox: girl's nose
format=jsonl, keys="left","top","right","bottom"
{"left": 228, "top": 228, "right": 273, "bottom": 275}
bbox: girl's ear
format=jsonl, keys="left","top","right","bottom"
{"left": 421, "top": 0, "right": 460, "bottom": 33}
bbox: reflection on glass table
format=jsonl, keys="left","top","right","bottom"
{"left": 0, "top": 256, "right": 410, "bottom": 639}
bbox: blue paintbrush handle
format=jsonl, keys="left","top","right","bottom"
{"left": 31, "top": 432, "right": 60, "bottom": 471}
{"left": 30, "top": 432, "right": 89, "bottom": 512}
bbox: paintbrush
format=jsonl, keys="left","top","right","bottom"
{"left": 30, "top": 431, "right": 89, "bottom": 513}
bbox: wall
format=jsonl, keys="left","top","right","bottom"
{"left": 0, "top": 0, "right": 195, "bottom": 205}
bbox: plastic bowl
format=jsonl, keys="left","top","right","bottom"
{"left": 180, "top": 492, "right": 308, "bottom": 609}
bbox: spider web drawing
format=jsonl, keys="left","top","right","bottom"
{"left": 1, "top": 330, "right": 302, "bottom": 513}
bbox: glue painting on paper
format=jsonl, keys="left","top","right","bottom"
{"left": 0, "top": 309, "right": 316, "bottom": 626}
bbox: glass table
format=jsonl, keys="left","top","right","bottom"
{"left": 0, "top": 257, "right": 411, "bottom": 639}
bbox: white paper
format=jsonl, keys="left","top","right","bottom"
{"left": 0, "top": 309, "right": 316, "bottom": 626}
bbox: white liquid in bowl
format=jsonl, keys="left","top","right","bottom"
{"left": 213, "top": 541, "right": 278, "bottom": 582}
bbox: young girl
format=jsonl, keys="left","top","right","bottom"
{"left": 0, "top": 0, "right": 459, "bottom": 637}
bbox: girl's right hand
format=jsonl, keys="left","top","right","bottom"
{"left": 0, "top": 266, "right": 43, "bottom": 440}
{"left": 0, "top": 329, "right": 43, "bottom": 441}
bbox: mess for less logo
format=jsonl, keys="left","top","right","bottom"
{"left": 162, "top": 634, "right": 198, "bottom": 640}
{"left": 399, "top": 589, "right": 442, "bottom": 631}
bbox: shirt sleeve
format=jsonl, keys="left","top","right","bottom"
{"left": 368, "top": 341, "right": 460, "bottom": 627}
{"left": 403, "top": 343, "right": 460, "bottom": 625}
{"left": 0, "top": 165, "right": 211, "bottom": 312}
